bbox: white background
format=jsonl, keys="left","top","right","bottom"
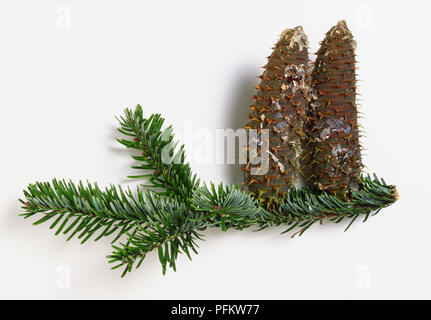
{"left": 0, "top": 0, "right": 429, "bottom": 299}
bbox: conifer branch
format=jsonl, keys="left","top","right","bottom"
{"left": 116, "top": 105, "right": 199, "bottom": 205}
{"left": 107, "top": 214, "right": 205, "bottom": 276}
{"left": 20, "top": 179, "right": 207, "bottom": 276}
{"left": 190, "top": 174, "right": 398, "bottom": 236}
{"left": 20, "top": 179, "right": 147, "bottom": 244}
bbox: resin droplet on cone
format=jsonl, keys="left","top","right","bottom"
{"left": 306, "top": 20, "right": 363, "bottom": 197}
{"left": 244, "top": 26, "right": 311, "bottom": 210}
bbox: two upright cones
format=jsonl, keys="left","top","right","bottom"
{"left": 244, "top": 21, "right": 363, "bottom": 209}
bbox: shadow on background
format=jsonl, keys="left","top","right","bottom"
{"left": 224, "top": 69, "right": 259, "bottom": 186}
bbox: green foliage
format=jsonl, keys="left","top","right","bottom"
{"left": 256, "top": 174, "right": 397, "bottom": 234}
{"left": 19, "top": 105, "right": 398, "bottom": 276}
{"left": 116, "top": 105, "right": 199, "bottom": 205}
{"left": 20, "top": 179, "right": 146, "bottom": 244}
{"left": 106, "top": 194, "right": 206, "bottom": 276}
{"left": 190, "top": 174, "right": 397, "bottom": 236}
{"left": 21, "top": 179, "right": 206, "bottom": 277}
{"left": 191, "top": 183, "right": 264, "bottom": 231}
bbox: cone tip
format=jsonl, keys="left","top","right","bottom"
{"left": 279, "top": 26, "right": 308, "bottom": 51}
{"left": 337, "top": 20, "right": 348, "bottom": 28}
{"left": 327, "top": 19, "right": 353, "bottom": 38}
{"left": 280, "top": 25, "right": 304, "bottom": 39}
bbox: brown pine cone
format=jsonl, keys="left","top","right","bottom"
{"left": 306, "top": 20, "right": 363, "bottom": 198}
{"left": 244, "top": 26, "right": 311, "bottom": 210}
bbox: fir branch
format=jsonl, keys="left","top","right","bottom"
{"left": 116, "top": 105, "right": 199, "bottom": 204}
{"left": 20, "top": 179, "right": 207, "bottom": 275}
{"left": 20, "top": 179, "right": 147, "bottom": 244}
{"left": 105, "top": 193, "right": 206, "bottom": 276}
{"left": 20, "top": 179, "right": 193, "bottom": 244}
{"left": 191, "top": 183, "right": 263, "bottom": 231}
{"left": 190, "top": 174, "right": 398, "bottom": 236}
{"left": 259, "top": 173, "right": 398, "bottom": 235}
